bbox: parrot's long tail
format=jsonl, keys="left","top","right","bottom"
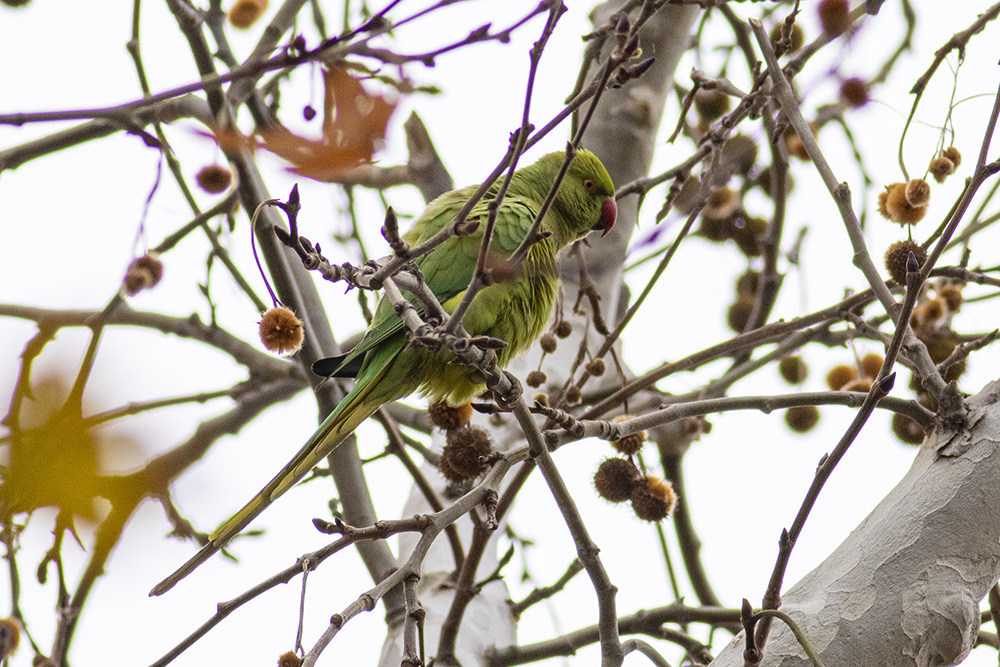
{"left": 150, "top": 369, "right": 390, "bottom": 597}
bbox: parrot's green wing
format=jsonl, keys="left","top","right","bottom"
{"left": 315, "top": 191, "right": 539, "bottom": 377}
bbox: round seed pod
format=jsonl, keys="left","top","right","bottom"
{"left": 630, "top": 476, "right": 677, "bottom": 522}
{"left": 229, "top": 0, "right": 267, "bottom": 29}
{"left": 826, "top": 364, "right": 858, "bottom": 391}
{"left": 778, "top": 355, "right": 808, "bottom": 385}
{"left": 884, "top": 240, "right": 927, "bottom": 284}
{"left": 428, "top": 401, "right": 473, "bottom": 431}
{"left": 594, "top": 457, "right": 640, "bottom": 503}
{"left": 785, "top": 405, "right": 820, "bottom": 433}
{"left": 258, "top": 306, "right": 304, "bottom": 355}
{"left": 439, "top": 427, "right": 493, "bottom": 483}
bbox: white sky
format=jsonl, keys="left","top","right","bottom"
{"left": 2, "top": 1, "right": 1000, "bottom": 666}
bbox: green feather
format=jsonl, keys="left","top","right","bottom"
{"left": 151, "top": 150, "right": 615, "bottom": 595}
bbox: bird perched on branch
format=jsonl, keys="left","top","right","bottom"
{"left": 151, "top": 149, "right": 616, "bottom": 595}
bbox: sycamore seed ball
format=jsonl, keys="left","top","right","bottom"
{"left": 259, "top": 306, "right": 304, "bottom": 355}
{"left": 630, "top": 476, "right": 677, "bottom": 522}
{"left": 785, "top": 405, "right": 820, "bottom": 433}
{"left": 594, "top": 457, "right": 640, "bottom": 503}
{"left": 526, "top": 370, "right": 547, "bottom": 388}
{"left": 884, "top": 240, "right": 927, "bottom": 284}
{"left": 229, "top": 0, "right": 267, "bottom": 29}
{"left": 439, "top": 427, "right": 493, "bottom": 483}
{"left": 196, "top": 164, "right": 232, "bottom": 193}
{"left": 428, "top": 401, "right": 473, "bottom": 431}
{"left": 123, "top": 254, "right": 164, "bottom": 296}
{"left": 778, "top": 355, "right": 809, "bottom": 384}
{"left": 278, "top": 651, "right": 302, "bottom": 667}
{"left": 892, "top": 413, "right": 925, "bottom": 445}
{"left": 860, "top": 353, "right": 884, "bottom": 379}
{"left": 942, "top": 146, "right": 962, "bottom": 167}
{"left": 826, "top": 364, "right": 858, "bottom": 391}
{"left": 818, "top": 0, "right": 850, "bottom": 36}
{"left": 929, "top": 157, "right": 955, "bottom": 183}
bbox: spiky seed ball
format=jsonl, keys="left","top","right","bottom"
{"left": 860, "top": 353, "right": 884, "bottom": 379}
{"left": 939, "top": 285, "right": 963, "bottom": 312}
{"left": 259, "top": 306, "right": 304, "bottom": 355}
{"left": 769, "top": 22, "right": 805, "bottom": 53}
{"left": 123, "top": 254, "right": 164, "bottom": 296}
{"left": 0, "top": 618, "right": 19, "bottom": 659}
{"left": 779, "top": 355, "right": 808, "bottom": 384}
{"left": 785, "top": 128, "right": 809, "bottom": 161}
{"left": 611, "top": 415, "right": 645, "bottom": 455}
{"left": 942, "top": 146, "right": 962, "bottom": 167}
{"left": 732, "top": 216, "right": 767, "bottom": 257}
{"left": 539, "top": 333, "right": 557, "bottom": 354}
{"left": 554, "top": 321, "right": 573, "bottom": 339}
{"left": 785, "top": 405, "right": 820, "bottom": 433}
{"left": 693, "top": 89, "right": 731, "bottom": 121}
{"left": 905, "top": 179, "right": 931, "bottom": 207}
{"left": 727, "top": 296, "right": 755, "bottom": 333}
{"left": 885, "top": 240, "right": 927, "bottom": 284}
{"left": 703, "top": 187, "right": 739, "bottom": 220}
{"left": 923, "top": 332, "right": 959, "bottom": 364}
{"left": 196, "top": 164, "right": 232, "bottom": 193}
{"left": 698, "top": 214, "right": 732, "bottom": 243}
{"left": 594, "top": 458, "right": 640, "bottom": 503}
{"left": 533, "top": 393, "right": 549, "bottom": 407}
{"left": 892, "top": 413, "right": 925, "bottom": 445}
{"left": 428, "top": 401, "right": 473, "bottom": 430}
{"left": 736, "top": 270, "right": 760, "bottom": 297}
{"left": 818, "top": 0, "right": 850, "bottom": 36}
{"left": 565, "top": 385, "right": 582, "bottom": 406}
{"left": 826, "top": 364, "right": 858, "bottom": 391}
{"left": 929, "top": 157, "right": 955, "bottom": 183}
{"left": 278, "top": 651, "right": 302, "bottom": 667}
{"left": 630, "top": 476, "right": 677, "bottom": 522}
{"left": 882, "top": 183, "right": 927, "bottom": 225}
{"left": 229, "top": 0, "right": 267, "bottom": 28}
{"left": 840, "top": 78, "right": 870, "bottom": 107}
{"left": 586, "top": 359, "right": 606, "bottom": 377}
{"left": 842, "top": 378, "right": 873, "bottom": 393}
{"left": 722, "top": 134, "right": 758, "bottom": 176}
{"left": 922, "top": 298, "right": 945, "bottom": 323}
{"left": 439, "top": 427, "right": 493, "bottom": 483}
{"left": 526, "top": 370, "right": 547, "bottom": 388}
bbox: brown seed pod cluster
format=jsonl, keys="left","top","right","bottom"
{"left": 884, "top": 240, "right": 928, "bottom": 285}
{"left": 123, "top": 254, "right": 164, "bottom": 296}
{"left": 258, "top": 306, "right": 304, "bottom": 355}
{"left": 439, "top": 427, "right": 493, "bottom": 483}
{"left": 278, "top": 651, "right": 302, "bottom": 667}
{"left": 526, "top": 370, "right": 547, "bottom": 388}
{"left": 909, "top": 278, "right": 964, "bottom": 342}
{"left": 878, "top": 180, "right": 929, "bottom": 225}
{"left": 825, "top": 352, "right": 884, "bottom": 393}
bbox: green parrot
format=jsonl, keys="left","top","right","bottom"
{"left": 151, "top": 150, "right": 616, "bottom": 595}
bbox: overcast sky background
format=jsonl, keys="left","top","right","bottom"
{"left": 2, "top": 1, "right": 1000, "bottom": 665}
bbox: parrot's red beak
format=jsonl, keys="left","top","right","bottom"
{"left": 593, "top": 196, "right": 617, "bottom": 236}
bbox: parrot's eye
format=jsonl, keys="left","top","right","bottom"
{"left": 583, "top": 177, "right": 597, "bottom": 192}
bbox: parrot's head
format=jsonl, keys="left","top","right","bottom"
{"left": 540, "top": 149, "right": 617, "bottom": 247}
